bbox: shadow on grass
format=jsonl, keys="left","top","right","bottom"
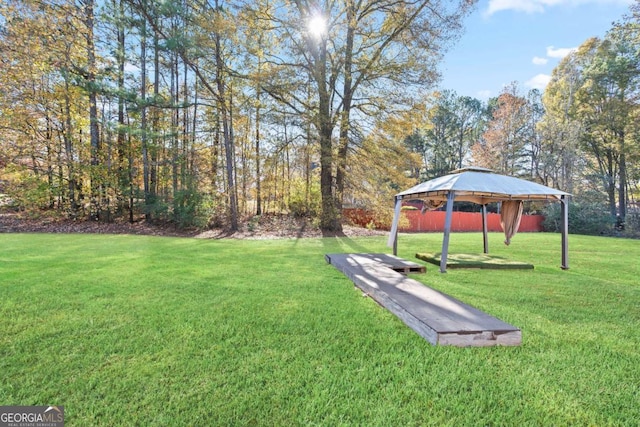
{"left": 416, "top": 252, "right": 534, "bottom": 270}
{"left": 321, "top": 229, "right": 371, "bottom": 253}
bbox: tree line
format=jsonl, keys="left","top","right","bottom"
{"left": 0, "top": 0, "right": 473, "bottom": 231}
{"left": 0, "top": 0, "right": 638, "bottom": 232}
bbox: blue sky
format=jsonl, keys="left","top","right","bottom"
{"left": 439, "top": 0, "right": 635, "bottom": 100}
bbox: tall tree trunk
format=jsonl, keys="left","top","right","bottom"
{"left": 230, "top": 85, "right": 239, "bottom": 218}
{"left": 192, "top": 71, "right": 198, "bottom": 189}
{"left": 607, "top": 152, "right": 616, "bottom": 218}
{"left": 285, "top": 139, "right": 291, "bottom": 208}
{"left": 115, "top": 0, "right": 129, "bottom": 218}
{"left": 335, "top": 0, "right": 356, "bottom": 227}
{"left": 85, "top": 0, "right": 101, "bottom": 221}
{"left": 255, "top": 86, "right": 262, "bottom": 215}
{"left": 45, "top": 116, "right": 55, "bottom": 209}
{"left": 151, "top": 29, "right": 160, "bottom": 204}
{"left": 127, "top": 118, "right": 134, "bottom": 223}
{"left": 140, "top": 16, "right": 151, "bottom": 221}
{"left": 63, "top": 60, "right": 78, "bottom": 217}
{"left": 57, "top": 146, "right": 64, "bottom": 210}
{"left": 241, "top": 122, "right": 247, "bottom": 215}
{"left": 171, "top": 50, "right": 179, "bottom": 217}
{"left": 282, "top": 115, "right": 288, "bottom": 211}
{"left": 314, "top": 31, "right": 339, "bottom": 231}
{"left": 305, "top": 121, "right": 311, "bottom": 213}
{"left": 212, "top": 116, "right": 220, "bottom": 189}
{"left": 618, "top": 138, "right": 627, "bottom": 223}
{"left": 215, "top": 0, "right": 238, "bottom": 231}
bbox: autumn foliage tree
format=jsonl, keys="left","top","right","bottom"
{"left": 472, "top": 83, "right": 535, "bottom": 176}
{"left": 538, "top": 52, "right": 584, "bottom": 193}
{"left": 573, "top": 33, "right": 640, "bottom": 221}
{"left": 254, "top": 0, "right": 475, "bottom": 231}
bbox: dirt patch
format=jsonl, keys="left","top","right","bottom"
{"left": 0, "top": 212, "right": 387, "bottom": 240}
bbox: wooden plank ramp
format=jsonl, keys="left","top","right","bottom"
{"left": 337, "top": 253, "right": 427, "bottom": 274}
{"left": 325, "top": 253, "right": 521, "bottom": 347}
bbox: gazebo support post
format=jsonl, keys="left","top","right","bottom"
{"left": 481, "top": 204, "right": 489, "bottom": 254}
{"left": 393, "top": 228, "right": 398, "bottom": 256}
{"left": 561, "top": 195, "right": 569, "bottom": 270}
{"left": 440, "top": 192, "right": 455, "bottom": 273}
{"left": 388, "top": 196, "right": 402, "bottom": 256}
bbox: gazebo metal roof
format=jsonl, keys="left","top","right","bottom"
{"left": 387, "top": 167, "right": 570, "bottom": 272}
{"left": 397, "top": 167, "right": 569, "bottom": 203}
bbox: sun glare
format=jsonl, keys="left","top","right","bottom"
{"left": 307, "top": 14, "right": 326, "bottom": 39}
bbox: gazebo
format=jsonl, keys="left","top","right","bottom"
{"left": 387, "top": 167, "right": 571, "bottom": 273}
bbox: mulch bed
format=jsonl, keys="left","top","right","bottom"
{"left": 0, "top": 212, "right": 387, "bottom": 240}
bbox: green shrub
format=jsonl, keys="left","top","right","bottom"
{"left": 623, "top": 212, "right": 640, "bottom": 237}
{"left": 543, "top": 197, "right": 614, "bottom": 235}
{"left": 203, "top": 194, "right": 228, "bottom": 228}
{"left": 173, "top": 189, "right": 224, "bottom": 229}
{"left": 287, "top": 178, "right": 321, "bottom": 218}
{"left": 173, "top": 189, "right": 202, "bottom": 228}
{"left": 5, "top": 174, "right": 51, "bottom": 215}
{"left": 248, "top": 215, "right": 260, "bottom": 232}
{"left": 142, "top": 194, "right": 170, "bottom": 221}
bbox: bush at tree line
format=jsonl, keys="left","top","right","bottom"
{"left": 543, "top": 196, "right": 615, "bottom": 236}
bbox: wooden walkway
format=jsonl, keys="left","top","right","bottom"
{"left": 325, "top": 253, "right": 521, "bottom": 347}
{"left": 337, "top": 253, "right": 426, "bottom": 274}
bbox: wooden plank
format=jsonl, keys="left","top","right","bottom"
{"left": 340, "top": 253, "right": 426, "bottom": 274}
{"left": 325, "top": 253, "right": 521, "bottom": 347}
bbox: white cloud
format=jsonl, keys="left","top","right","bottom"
{"left": 476, "top": 90, "right": 492, "bottom": 100}
{"left": 526, "top": 73, "right": 552, "bottom": 90}
{"left": 546, "top": 45, "right": 576, "bottom": 58}
{"left": 532, "top": 56, "right": 549, "bottom": 65}
{"left": 485, "top": 0, "right": 633, "bottom": 16}
{"left": 486, "top": 0, "right": 548, "bottom": 15}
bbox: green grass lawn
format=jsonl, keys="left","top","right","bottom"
{"left": 1, "top": 231, "right": 639, "bottom": 426}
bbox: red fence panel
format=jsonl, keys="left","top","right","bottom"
{"left": 343, "top": 208, "right": 544, "bottom": 232}
{"left": 400, "top": 210, "right": 544, "bottom": 232}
